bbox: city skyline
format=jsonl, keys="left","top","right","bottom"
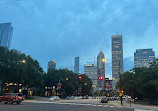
{"left": 1, "top": 0, "right": 158, "bottom": 79}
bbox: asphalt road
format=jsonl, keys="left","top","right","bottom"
{"left": 0, "top": 102, "right": 134, "bottom": 111}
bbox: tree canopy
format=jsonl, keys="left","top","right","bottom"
{"left": 0, "top": 46, "right": 92, "bottom": 96}
{"left": 117, "top": 63, "right": 158, "bottom": 104}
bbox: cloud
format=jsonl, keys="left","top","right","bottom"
{"left": 0, "top": 0, "right": 158, "bottom": 73}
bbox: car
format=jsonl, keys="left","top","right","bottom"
{"left": 49, "top": 96, "right": 60, "bottom": 101}
{"left": 101, "top": 98, "right": 108, "bottom": 103}
{"left": 88, "top": 96, "right": 93, "bottom": 99}
{"left": 0, "top": 93, "right": 25, "bottom": 104}
{"left": 74, "top": 97, "right": 79, "bottom": 99}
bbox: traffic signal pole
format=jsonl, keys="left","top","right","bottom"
{"left": 119, "top": 61, "right": 123, "bottom": 105}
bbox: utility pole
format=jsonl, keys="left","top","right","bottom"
{"left": 119, "top": 61, "right": 123, "bottom": 105}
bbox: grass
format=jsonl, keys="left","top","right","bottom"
{"left": 134, "top": 100, "right": 151, "bottom": 105}
{"left": 25, "top": 96, "right": 34, "bottom": 100}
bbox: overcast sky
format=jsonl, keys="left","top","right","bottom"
{"left": 1, "top": 0, "right": 158, "bottom": 79}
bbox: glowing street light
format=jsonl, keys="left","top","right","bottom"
{"left": 22, "top": 60, "right": 26, "bottom": 63}
{"left": 102, "top": 58, "right": 105, "bottom": 62}
{"left": 66, "top": 78, "right": 69, "bottom": 81}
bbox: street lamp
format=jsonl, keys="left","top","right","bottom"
{"left": 66, "top": 78, "right": 69, "bottom": 81}
{"left": 22, "top": 60, "right": 26, "bottom": 63}
{"left": 102, "top": 58, "right": 105, "bottom": 62}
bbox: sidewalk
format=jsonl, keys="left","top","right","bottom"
{"left": 108, "top": 100, "right": 158, "bottom": 110}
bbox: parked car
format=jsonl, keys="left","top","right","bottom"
{"left": 0, "top": 93, "right": 25, "bottom": 104}
{"left": 74, "top": 97, "right": 79, "bottom": 99}
{"left": 101, "top": 98, "right": 108, "bottom": 103}
{"left": 49, "top": 96, "right": 60, "bottom": 101}
{"left": 88, "top": 96, "right": 93, "bottom": 99}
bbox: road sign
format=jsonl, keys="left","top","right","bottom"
{"left": 57, "top": 83, "right": 62, "bottom": 89}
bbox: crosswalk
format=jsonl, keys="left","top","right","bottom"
{"left": 23, "top": 101, "right": 114, "bottom": 108}
{"left": 23, "top": 101, "right": 157, "bottom": 111}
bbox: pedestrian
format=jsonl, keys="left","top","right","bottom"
{"left": 129, "top": 98, "right": 132, "bottom": 106}
{"left": 125, "top": 96, "right": 128, "bottom": 104}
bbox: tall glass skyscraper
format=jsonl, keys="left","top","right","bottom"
{"left": 134, "top": 49, "right": 155, "bottom": 68}
{"left": 0, "top": 23, "right": 13, "bottom": 49}
{"left": 74, "top": 57, "right": 79, "bottom": 74}
{"left": 112, "top": 35, "right": 123, "bottom": 89}
{"left": 97, "top": 51, "right": 105, "bottom": 90}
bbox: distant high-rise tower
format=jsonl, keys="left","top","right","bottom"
{"left": 47, "top": 60, "right": 56, "bottom": 72}
{"left": 74, "top": 57, "right": 79, "bottom": 74}
{"left": 97, "top": 51, "right": 105, "bottom": 90}
{"left": 134, "top": 49, "right": 155, "bottom": 68}
{"left": 112, "top": 35, "right": 123, "bottom": 89}
{"left": 0, "top": 23, "right": 13, "bottom": 49}
{"left": 84, "top": 64, "right": 97, "bottom": 91}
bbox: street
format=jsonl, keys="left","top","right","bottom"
{"left": 0, "top": 102, "right": 134, "bottom": 111}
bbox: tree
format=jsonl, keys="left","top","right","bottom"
{"left": 46, "top": 69, "right": 92, "bottom": 97}
{"left": 0, "top": 46, "right": 44, "bottom": 94}
{"left": 117, "top": 64, "right": 158, "bottom": 105}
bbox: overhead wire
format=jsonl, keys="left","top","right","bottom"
{"left": 0, "top": 0, "right": 22, "bottom": 5}
{"left": 89, "top": 0, "right": 111, "bottom": 59}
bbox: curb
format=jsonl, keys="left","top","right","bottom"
{"left": 24, "top": 100, "right": 36, "bottom": 101}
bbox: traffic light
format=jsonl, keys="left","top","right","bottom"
{"left": 78, "top": 76, "right": 82, "bottom": 80}
{"left": 99, "top": 76, "right": 103, "bottom": 81}
{"left": 121, "top": 90, "right": 124, "bottom": 93}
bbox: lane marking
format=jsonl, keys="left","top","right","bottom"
{"left": 24, "top": 101, "right": 117, "bottom": 108}
{"left": 135, "top": 109, "right": 156, "bottom": 111}
{"left": 103, "top": 105, "right": 108, "bottom": 107}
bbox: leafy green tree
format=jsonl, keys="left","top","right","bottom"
{"left": 0, "top": 46, "right": 44, "bottom": 94}
{"left": 117, "top": 62, "right": 158, "bottom": 105}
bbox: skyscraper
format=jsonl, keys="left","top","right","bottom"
{"left": 0, "top": 23, "right": 13, "bottom": 49}
{"left": 97, "top": 51, "right": 105, "bottom": 90}
{"left": 74, "top": 57, "right": 79, "bottom": 74}
{"left": 84, "top": 64, "right": 97, "bottom": 90}
{"left": 47, "top": 60, "right": 56, "bottom": 72}
{"left": 112, "top": 35, "right": 123, "bottom": 89}
{"left": 134, "top": 49, "right": 155, "bottom": 68}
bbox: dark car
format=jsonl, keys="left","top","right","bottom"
{"left": 101, "top": 98, "right": 108, "bottom": 103}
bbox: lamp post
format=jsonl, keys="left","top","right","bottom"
{"left": 17, "top": 60, "right": 26, "bottom": 93}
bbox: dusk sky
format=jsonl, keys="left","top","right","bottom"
{"left": 1, "top": 0, "right": 158, "bottom": 79}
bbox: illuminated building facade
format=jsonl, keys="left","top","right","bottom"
{"left": 112, "top": 35, "right": 123, "bottom": 89}
{"left": 97, "top": 51, "right": 105, "bottom": 90}
{"left": 84, "top": 64, "right": 97, "bottom": 90}
{"left": 134, "top": 49, "right": 155, "bottom": 68}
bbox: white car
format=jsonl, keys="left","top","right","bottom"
{"left": 49, "top": 96, "right": 60, "bottom": 101}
